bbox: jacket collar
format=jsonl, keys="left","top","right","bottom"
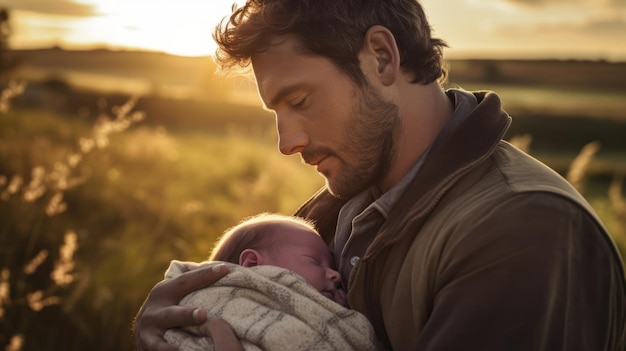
{"left": 363, "top": 90, "right": 511, "bottom": 259}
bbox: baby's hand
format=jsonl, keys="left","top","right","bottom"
{"left": 334, "top": 288, "right": 348, "bottom": 307}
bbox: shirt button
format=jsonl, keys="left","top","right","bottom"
{"left": 350, "top": 256, "right": 360, "bottom": 266}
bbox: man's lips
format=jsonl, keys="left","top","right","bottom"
{"left": 303, "top": 154, "right": 325, "bottom": 166}
{"left": 306, "top": 156, "right": 329, "bottom": 173}
{"left": 302, "top": 150, "right": 335, "bottom": 174}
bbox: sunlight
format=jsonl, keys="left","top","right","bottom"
{"left": 10, "top": 10, "right": 75, "bottom": 49}
{"left": 81, "top": 0, "right": 245, "bottom": 56}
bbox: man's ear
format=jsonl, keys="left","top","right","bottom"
{"left": 239, "top": 249, "right": 262, "bottom": 267}
{"left": 360, "top": 25, "right": 400, "bottom": 86}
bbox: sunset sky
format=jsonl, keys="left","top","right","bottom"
{"left": 2, "top": 0, "right": 625, "bottom": 61}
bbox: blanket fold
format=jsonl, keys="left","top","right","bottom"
{"left": 163, "top": 260, "right": 380, "bottom": 351}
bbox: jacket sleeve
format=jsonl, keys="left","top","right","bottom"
{"left": 416, "top": 193, "right": 626, "bottom": 351}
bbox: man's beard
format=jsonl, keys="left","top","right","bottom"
{"left": 321, "top": 82, "right": 401, "bottom": 199}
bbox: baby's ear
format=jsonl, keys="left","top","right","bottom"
{"left": 239, "top": 249, "right": 262, "bottom": 267}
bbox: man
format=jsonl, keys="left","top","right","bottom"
{"left": 135, "top": 0, "right": 626, "bottom": 350}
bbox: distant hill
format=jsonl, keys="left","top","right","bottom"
{"left": 10, "top": 47, "right": 626, "bottom": 90}
{"left": 7, "top": 47, "right": 240, "bottom": 100}
{"left": 446, "top": 59, "right": 626, "bottom": 91}
{"left": 10, "top": 47, "right": 217, "bottom": 81}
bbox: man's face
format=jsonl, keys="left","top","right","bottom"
{"left": 252, "top": 36, "right": 400, "bottom": 199}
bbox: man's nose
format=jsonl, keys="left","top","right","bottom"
{"left": 276, "top": 112, "right": 308, "bottom": 155}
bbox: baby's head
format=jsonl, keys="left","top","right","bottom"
{"left": 209, "top": 213, "right": 311, "bottom": 263}
{"left": 210, "top": 213, "right": 345, "bottom": 305}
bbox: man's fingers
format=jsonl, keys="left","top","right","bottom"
{"left": 152, "top": 264, "right": 230, "bottom": 301}
{"left": 138, "top": 333, "right": 180, "bottom": 351}
{"left": 133, "top": 264, "right": 228, "bottom": 351}
{"left": 135, "top": 306, "right": 199, "bottom": 351}
{"left": 148, "top": 306, "right": 208, "bottom": 329}
{"left": 197, "top": 319, "right": 244, "bottom": 351}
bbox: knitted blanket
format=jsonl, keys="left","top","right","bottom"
{"left": 163, "top": 260, "right": 380, "bottom": 351}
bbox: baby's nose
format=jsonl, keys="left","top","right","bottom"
{"left": 327, "top": 268, "right": 341, "bottom": 284}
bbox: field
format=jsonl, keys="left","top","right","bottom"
{"left": 1, "top": 48, "right": 625, "bottom": 350}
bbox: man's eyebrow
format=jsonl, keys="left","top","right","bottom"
{"left": 267, "top": 83, "right": 308, "bottom": 110}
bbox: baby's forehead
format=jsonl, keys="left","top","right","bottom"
{"left": 260, "top": 220, "right": 331, "bottom": 256}
{"left": 257, "top": 220, "right": 321, "bottom": 246}
{"left": 265, "top": 220, "right": 318, "bottom": 236}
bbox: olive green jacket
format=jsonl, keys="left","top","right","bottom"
{"left": 295, "top": 91, "right": 626, "bottom": 350}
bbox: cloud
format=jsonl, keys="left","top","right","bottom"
{"left": 490, "top": 0, "right": 626, "bottom": 8}
{"left": 485, "top": 0, "right": 581, "bottom": 7}
{"left": 1, "top": 0, "right": 97, "bottom": 17}
{"left": 498, "top": 12, "right": 626, "bottom": 42}
{"left": 580, "top": 15, "right": 626, "bottom": 34}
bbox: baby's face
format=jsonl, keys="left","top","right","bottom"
{"left": 261, "top": 222, "right": 346, "bottom": 306}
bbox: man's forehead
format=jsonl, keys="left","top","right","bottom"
{"left": 251, "top": 36, "right": 314, "bottom": 107}
{"left": 251, "top": 36, "right": 311, "bottom": 79}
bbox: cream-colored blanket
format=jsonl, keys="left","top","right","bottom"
{"left": 163, "top": 260, "right": 380, "bottom": 351}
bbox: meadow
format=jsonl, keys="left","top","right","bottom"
{"left": 0, "top": 49, "right": 625, "bottom": 350}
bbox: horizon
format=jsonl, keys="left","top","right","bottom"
{"left": 11, "top": 45, "right": 626, "bottom": 64}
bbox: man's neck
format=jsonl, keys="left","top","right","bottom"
{"left": 379, "top": 82, "right": 453, "bottom": 193}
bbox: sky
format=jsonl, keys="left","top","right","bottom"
{"left": 1, "top": 0, "right": 625, "bottom": 61}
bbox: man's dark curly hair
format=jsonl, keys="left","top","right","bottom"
{"left": 213, "top": 0, "right": 448, "bottom": 85}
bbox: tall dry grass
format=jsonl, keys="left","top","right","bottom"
{"left": 566, "top": 140, "right": 626, "bottom": 247}
{"left": 0, "top": 82, "right": 144, "bottom": 350}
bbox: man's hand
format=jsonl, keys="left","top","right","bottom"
{"left": 198, "top": 318, "right": 244, "bottom": 351}
{"left": 134, "top": 263, "right": 229, "bottom": 351}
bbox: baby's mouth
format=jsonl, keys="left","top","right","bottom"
{"left": 321, "top": 290, "right": 334, "bottom": 300}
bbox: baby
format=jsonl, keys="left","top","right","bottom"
{"left": 208, "top": 212, "right": 346, "bottom": 305}
{"left": 163, "top": 213, "right": 379, "bottom": 351}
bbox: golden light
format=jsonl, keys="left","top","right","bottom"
{"left": 8, "top": 0, "right": 626, "bottom": 61}
{"left": 94, "top": 0, "right": 244, "bottom": 56}
{"left": 34, "top": 0, "right": 246, "bottom": 57}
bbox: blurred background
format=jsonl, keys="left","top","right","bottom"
{"left": 0, "top": 0, "right": 625, "bottom": 350}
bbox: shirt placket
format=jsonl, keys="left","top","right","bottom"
{"left": 339, "top": 208, "right": 385, "bottom": 284}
